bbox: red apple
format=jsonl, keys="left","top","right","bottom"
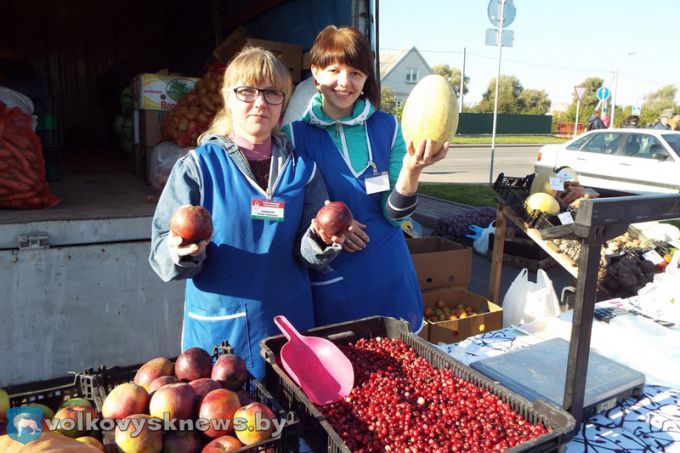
{"left": 102, "top": 383, "right": 150, "bottom": 419}
{"left": 114, "top": 414, "right": 162, "bottom": 453}
{"left": 53, "top": 404, "right": 98, "bottom": 438}
{"left": 188, "top": 378, "right": 223, "bottom": 404}
{"left": 149, "top": 383, "right": 197, "bottom": 421}
{"left": 170, "top": 205, "right": 213, "bottom": 244}
{"left": 201, "top": 435, "right": 243, "bottom": 452}
{"left": 175, "top": 347, "right": 213, "bottom": 382}
{"left": 233, "top": 402, "right": 276, "bottom": 445}
{"left": 61, "top": 398, "right": 93, "bottom": 409}
{"left": 315, "top": 201, "right": 353, "bottom": 237}
{"left": 149, "top": 375, "right": 180, "bottom": 394}
{"left": 135, "top": 357, "right": 175, "bottom": 391}
{"left": 211, "top": 354, "right": 248, "bottom": 391}
{"left": 198, "top": 388, "right": 241, "bottom": 438}
{"left": 162, "top": 430, "right": 203, "bottom": 453}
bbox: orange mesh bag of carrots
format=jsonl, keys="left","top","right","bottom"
{"left": 0, "top": 101, "right": 59, "bottom": 209}
{"left": 161, "top": 63, "right": 225, "bottom": 147}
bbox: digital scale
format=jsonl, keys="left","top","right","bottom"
{"left": 471, "top": 338, "right": 645, "bottom": 417}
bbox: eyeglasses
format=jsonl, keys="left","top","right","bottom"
{"left": 233, "top": 87, "right": 286, "bottom": 105}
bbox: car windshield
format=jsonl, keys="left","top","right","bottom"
{"left": 661, "top": 134, "right": 680, "bottom": 157}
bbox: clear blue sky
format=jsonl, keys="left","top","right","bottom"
{"left": 379, "top": 0, "right": 678, "bottom": 109}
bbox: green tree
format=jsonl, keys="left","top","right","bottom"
{"left": 518, "top": 88, "right": 551, "bottom": 114}
{"left": 474, "top": 75, "right": 524, "bottom": 113}
{"left": 431, "top": 64, "right": 469, "bottom": 99}
{"left": 640, "top": 84, "right": 677, "bottom": 127}
{"left": 380, "top": 87, "right": 403, "bottom": 121}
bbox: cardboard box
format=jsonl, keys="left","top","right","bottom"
{"left": 137, "top": 110, "right": 168, "bottom": 148}
{"left": 134, "top": 74, "right": 199, "bottom": 111}
{"left": 406, "top": 237, "right": 472, "bottom": 290}
{"left": 422, "top": 286, "right": 503, "bottom": 344}
{"left": 214, "top": 37, "right": 303, "bottom": 83}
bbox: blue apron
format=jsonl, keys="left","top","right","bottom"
{"left": 291, "top": 113, "right": 423, "bottom": 331}
{"left": 182, "top": 142, "right": 315, "bottom": 379}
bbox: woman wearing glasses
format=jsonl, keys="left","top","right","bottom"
{"left": 285, "top": 26, "right": 448, "bottom": 332}
{"left": 150, "top": 47, "right": 341, "bottom": 378}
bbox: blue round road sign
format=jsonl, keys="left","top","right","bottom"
{"left": 597, "top": 87, "right": 610, "bottom": 101}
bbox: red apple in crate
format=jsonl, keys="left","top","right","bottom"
{"left": 134, "top": 357, "right": 174, "bottom": 391}
{"left": 149, "top": 383, "right": 197, "bottom": 420}
{"left": 315, "top": 201, "right": 353, "bottom": 237}
{"left": 211, "top": 354, "right": 248, "bottom": 391}
{"left": 114, "top": 414, "right": 162, "bottom": 453}
{"left": 188, "top": 378, "right": 223, "bottom": 404}
{"left": 162, "top": 430, "right": 203, "bottom": 453}
{"left": 53, "top": 404, "right": 98, "bottom": 438}
{"left": 202, "top": 435, "right": 243, "bottom": 452}
{"left": 149, "top": 375, "right": 180, "bottom": 394}
{"left": 75, "top": 436, "right": 105, "bottom": 451}
{"left": 170, "top": 205, "right": 213, "bottom": 244}
{"left": 175, "top": 347, "right": 213, "bottom": 381}
{"left": 199, "top": 388, "right": 241, "bottom": 438}
{"left": 102, "top": 383, "right": 150, "bottom": 419}
{"left": 233, "top": 402, "right": 276, "bottom": 445}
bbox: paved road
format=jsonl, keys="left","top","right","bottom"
{"left": 420, "top": 145, "right": 541, "bottom": 183}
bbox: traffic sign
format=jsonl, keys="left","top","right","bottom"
{"left": 574, "top": 86, "right": 586, "bottom": 101}
{"left": 487, "top": 0, "right": 516, "bottom": 28}
{"left": 596, "top": 87, "right": 610, "bottom": 101}
{"left": 485, "top": 28, "right": 514, "bottom": 47}
{"left": 632, "top": 105, "right": 641, "bottom": 116}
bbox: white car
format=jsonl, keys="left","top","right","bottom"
{"left": 534, "top": 129, "right": 680, "bottom": 195}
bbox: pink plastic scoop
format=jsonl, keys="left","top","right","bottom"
{"left": 274, "top": 315, "right": 354, "bottom": 405}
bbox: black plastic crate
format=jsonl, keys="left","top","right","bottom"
{"left": 89, "top": 343, "right": 299, "bottom": 453}
{"left": 493, "top": 173, "right": 538, "bottom": 224}
{"left": 261, "top": 316, "right": 576, "bottom": 453}
{"left": 3, "top": 371, "right": 103, "bottom": 442}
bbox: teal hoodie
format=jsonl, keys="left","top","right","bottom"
{"left": 283, "top": 93, "right": 408, "bottom": 224}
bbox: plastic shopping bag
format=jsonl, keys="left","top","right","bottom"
{"left": 502, "top": 268, "right": 561, "bottom": 327}
{"left": 466, "top": 221, "right": 496, "bottom": 255}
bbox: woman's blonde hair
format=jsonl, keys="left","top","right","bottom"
{"left": 198, "top": 47, "right": 292, "bottom": 144}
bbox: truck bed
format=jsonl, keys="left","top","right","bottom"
{"left": 0, "top": 151, "right": 156, "bottom": 225}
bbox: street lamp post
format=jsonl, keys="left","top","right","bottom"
{"left": 610, "top": 51, "right": 636, "bottom": 129}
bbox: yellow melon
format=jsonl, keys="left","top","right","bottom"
{"left": 401, "top": 74, "right": 459, "bottom": 156}
{"left": 524, "top": 192, "right": 560, "bottom": 215}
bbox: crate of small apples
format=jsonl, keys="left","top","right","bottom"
{"left": 420, "top": 287, "right": 503, "bottom": 344}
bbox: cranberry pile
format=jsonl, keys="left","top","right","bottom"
{"left": 320, "top": 337, "right": 549, "bottom": 452}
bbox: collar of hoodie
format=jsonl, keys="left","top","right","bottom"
{"left": 302, "top": 92, "right": 374, "bottom": 128}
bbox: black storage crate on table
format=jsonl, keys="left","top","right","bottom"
{"left": 88, "top": 343, "right": 299, "bottom": 453}
{"left": 261, "top": 316, "right": 576, "bottom": 453}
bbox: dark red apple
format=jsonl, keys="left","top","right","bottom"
{"left": 149, "top": 375, "right": 180, "bottom": 394}
{"left": 201, "top": 435, "right": 243, "bottom": 452}
{"left": 162, "top": 430, "right": 204, "bottom": 453}
{"left": 170, "top": 205, "right": 213, "bottom": 244}
{"left": 175, "top": 347, "right": 213, "bottom": 381}
{"left": 315, "top": 201, "right": 353, "bottom": 237}
{"left": 198, "top": 388, "right": 241, "bottom": 438}
{"left": 188, "top": 378, "right": 223, "bottom": 403}
{"left": 211, "top": 354, "right": 248, "bottom": 391}
{"left": 53, "top": 404, "right": 98, "bottom": 438}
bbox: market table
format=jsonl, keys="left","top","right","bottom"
{"left": 437, "top": 302, "right": 680, "bottom": 452}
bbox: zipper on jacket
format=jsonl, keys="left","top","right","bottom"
{"left": 335, "top": 123, "right": 340, "bottom": 138}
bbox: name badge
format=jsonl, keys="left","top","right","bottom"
{"left": 251, "top": 199, "right": 285, "bottom": 221}
{"left": 364, "top": 172, "right": 390, "bottom": 195}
